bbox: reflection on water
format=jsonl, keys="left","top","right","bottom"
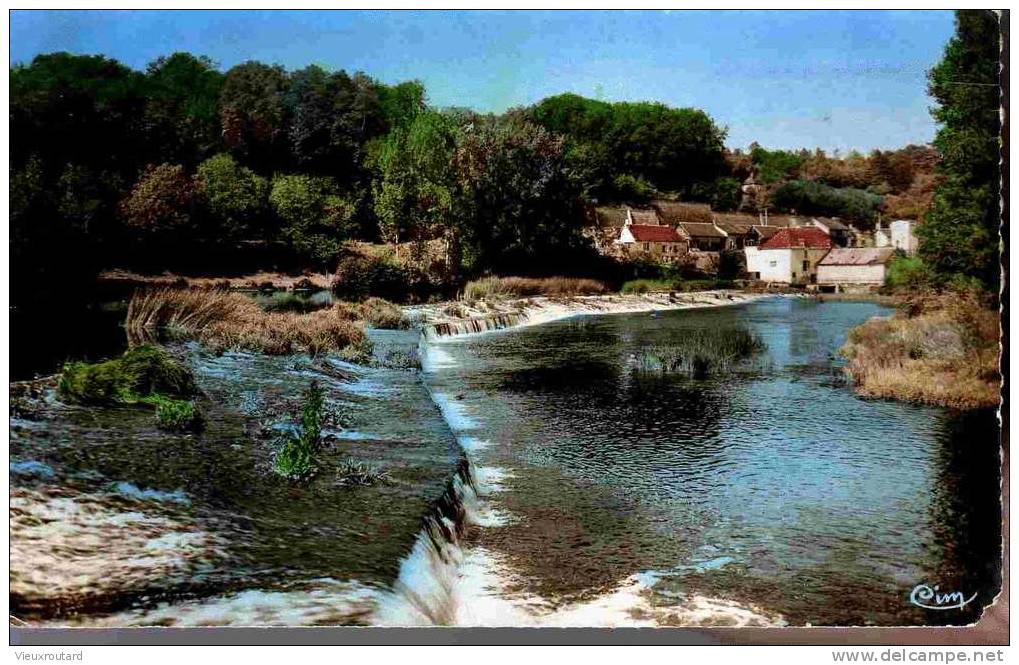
{"left": 424, "top": 297, "right": 1001, "bottom": 625}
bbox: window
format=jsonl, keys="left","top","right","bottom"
{"left": 769, "top": 260, "right": 777, "bottom": 268}
{"left": 802, "top": 260, "right": 809, "bottom": 271}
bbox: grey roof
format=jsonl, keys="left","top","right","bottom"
{"left": 813, "top": 217, "right": 849, "bottom": 231}
{"left": 819, "top": 248, "right": 896, "bottom": 266}
{"left": 678, "top": 222, "right": 727, "bottom": 239}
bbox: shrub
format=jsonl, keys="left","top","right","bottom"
{"left": 59, "top": 344, "right": 196, "bottom": 405}
{"left": 358, "top": 297, "right": 408, "bottom": 329}
{"left": 462, "top": 276, "right": 608, "bottom": 300}
{"left": 634, "top": 327, "right": 766, "bottom": 378}
{"left": 840, "top": 294, "right": 999, "bottom": 409}
{"left": 336, "top": 459, "right": 392, "bottom": 487}
{"left": 151, "top": 396, "right": 203, "bottom": 432}
{"left": 621, "top": 279, "right": 673, "bottom": 294}
{"left": 274, "top": 381, "right": 325, "bottom": 481}
{"left": 195, "top": 153, "right": 268, "bottom": 237}
{"left": 269, "top": 174, "right": 357, "bottom": 266}
{"left": 885, "top": 254, "right": 935, "bottom": 290}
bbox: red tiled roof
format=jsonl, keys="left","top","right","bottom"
{"left": 627, "top": 224, "right": 684, "bottom": 243}
{"left": 759, "top": 227, "right": 832, "bottom": 250}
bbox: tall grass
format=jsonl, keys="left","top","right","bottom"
{"left": 463, "top": 276, "right": 608, "bottom": 300}
{"left": 127, "top": 287, "right": 374, "bottom": 360}
{"left": 840, "top": 292, "right": 999, "bottom": 409}
{"left": 634, "top": 327, "right": 766, "bottom": 378}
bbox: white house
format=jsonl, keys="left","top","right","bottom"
{"left": 875, "top": 219, "right": 919, "bottom": 254}
{"left": 745, "top": 227, "right": 832, "bottom": 284}
{"left": 817, "top": 248, "right": 896, "bottom": 290}
{"left": 889, "top": 219, "right": 919, "bottom": 254}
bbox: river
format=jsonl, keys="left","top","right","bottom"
{"left": 420, "top": 296, "right": 1001, "bottom": 626}
{"left": 10, "top": 295, "right": 1001, "bottom": 627}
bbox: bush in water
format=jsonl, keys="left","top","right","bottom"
{"left": 274, "top": 381, "right": 326, "bottom": 481}
{"left": 59, "top": 344, "right": 197, "bottom": 405}
{"left": 151, "top": 396, "right": 203, "bottom": 432}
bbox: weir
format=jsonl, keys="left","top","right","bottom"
{"left": 423, "top": 312, "right": 528, "bottom": 341}
{"left": 369, "top": 332, "right": 493, "bottom": 626}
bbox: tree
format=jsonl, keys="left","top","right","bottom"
{"left": 195, "top": 153, "right": 269, "bottom": 237}
{"left": 376, "top": 79, "right": 426, "bottom": 130}
{"left": 453, "top": 115, "right": 590, "bottom": 271}
{"left": 269, "top": 174, "right": 356, "bottom": 266}
{"left": 918, "top": 10, "right": 1001, "bottom": 290}
{"left": 530, "top": 93, "right": 727, "bottom": 197}
{"left": 368, "top": 111, "right": 463, "bottom": 270}
{"left": 771, "top": 179, "right": 883, "bottom": 226}
{"left": 143, "top": 52, "right": 225, "bottom": 166}
{"left": 119, "top": 164, "right": 196, "bottom": 235}
{"left": 220, "top": 61, "right": 289, "bottom": 169}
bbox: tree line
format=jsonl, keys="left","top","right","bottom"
{"left": 11, "top": 10, "right": 1000, "bottom": 306}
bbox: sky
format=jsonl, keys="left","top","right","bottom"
{"left": 9, "top": 9, "right": 956, "bottom": 152}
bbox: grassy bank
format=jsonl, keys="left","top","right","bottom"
{"left": 839, "top": 291, "right": 999, "bottom": 409}
{"left": 463, "top": 276, "right": 608, "bottom": 300}
{"left": 126, "top": 288, "right": 406, "bottom": 361}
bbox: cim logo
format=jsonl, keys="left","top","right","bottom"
{"left": 909, "top": 583, "right": 977, "bottom": 611}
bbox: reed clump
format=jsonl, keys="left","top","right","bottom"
{"left": 463, "top": 276, "right": 608, "bottom": 301}
{"left": 634, "top": 327, "right": 766, "bottom": 378}
{"left": 127, "top": 287, "right": 374, "bottom": 361}
{"left": 839, "top": 292, "right": 999, "bottom": 409}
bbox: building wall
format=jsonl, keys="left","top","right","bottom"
{"left": 817, "top": 263, "right": 887, "bottom": 285}
{"left": 890, "top": 220, "right": 919, "bottom": 255}
{"left": 746, "top": 247, "right": 829, "bottom": 283}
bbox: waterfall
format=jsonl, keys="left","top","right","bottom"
{"left": 423, "top": 313, "right": 528, "bottom": 341}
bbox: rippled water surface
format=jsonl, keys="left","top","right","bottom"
{"left": 424, "top": 297, "right": 1001, "bottom": 625}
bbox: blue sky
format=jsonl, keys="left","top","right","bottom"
{"left": 10, "top": 9, "right": 955, "bottom": 152}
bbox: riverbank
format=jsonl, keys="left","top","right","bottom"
{"left": 98, "top": 269, "right": 333, "bottom": 291}
{"left": 839, "top": 292, "right": 1000, "bottom": 410}
{"left": 409, "top": 290, "right": 774, "bottom": 339}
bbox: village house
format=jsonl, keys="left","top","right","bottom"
{"left": 677, "top": 222, "right": 727, "bottom": 251}
{"left": 744, "top": 227, "right": 832, "bottom": 284}
{"left": 816, "top": 247, "right": 896, "bottom": 291}
{"left": 876, "top": 219, "right": 919, "bottom": 254}
{"left": 712, "top": 213, "right": 757, "bottom": 249}
{"left": 615, "top": 211, "right": 687, "bottom": 261}
{"left": 811, "top": 217, "right": 853, "bottom": 247}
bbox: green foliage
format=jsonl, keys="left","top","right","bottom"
{"left": 453, "top": 114, "right": 590, "bottom": 271}
{"left": 219, "top": 61, "right": 289, "bottom": 165}
{"left": 269, "top": 174, "right": 356, "bottom": 266}
{"left": 143, "top": 52, "right": 225, "bottom": 165}
{"left": 368, "top": 111, "right": 460, "bottom": 254}
{"left": 59, "top": 344, "right": 197, "bottom": 405}
{"left": 375, "top": 79, "right": 426, "bottom": 130}
{"left": 196, "top": 153, "right": 268, "bottom": 237}
{"left": 749, "top": 145, "right": 806, "bottom": 184}
{"left": 530, "top": 93, "right": 728, "bottom": 194}
{"left": 771, "top": 179, "right": 883, "bottom": 225}
{"left": 273, "top": 381, "right": 326, "bottom": 481}
{"left": 148, "top": 395, "right": 203, "bottom": 432}
{"left": 920, "top": 10, "right": 1001, "bottom": 291}
{"left": 621, "top": 278, "right": 673, "bottom": 294}
{"left": 119, "top": 163, "right": 196, "bottom": 234}
{"left": 611, "top": 173, "right": 657, "bottom": 203}
{"left": 333, "top": 250, "right": 416, "bottom": 302}
{"left": 885, "top": 254, "right": 935, "bottom": 290}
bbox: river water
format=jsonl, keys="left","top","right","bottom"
{"left": 421, "top": 296, "right": 1001, "bottom": 626}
